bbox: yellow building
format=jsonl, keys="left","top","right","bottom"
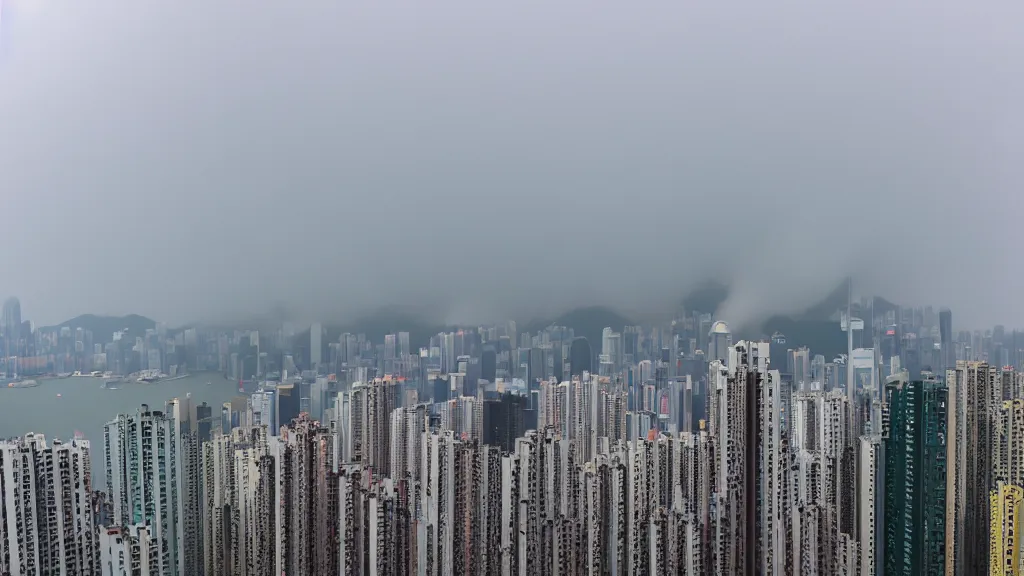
{"left": 991, "top": 483, "right": 1024, "bottom": 576}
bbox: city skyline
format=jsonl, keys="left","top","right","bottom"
{"left": 3, "top": 308, "right": 1022, "bottom": 575}
{"left": 3, "top": 2, "right": 1024, "bottom": 574}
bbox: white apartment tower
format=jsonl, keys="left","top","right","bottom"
{"left": 99, "top": 524, "right": 155, "bottom": 576}
{"left": 760, "top": 368, "right": 788, "bottom": 575}
{"left": 857, "top": 434, "right": 883, "bottom": 576}
{"left": 104, "top": 405, "right": 183, "bottom": 576}
{"left": 0, "top": 433, "right": 99, "bottom": 576}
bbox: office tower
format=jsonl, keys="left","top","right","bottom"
{"left": 940, "top": 308, "right": 953, "bottom": 373}
{"left": 707, "top": 321, "right": 732, "bottom": 365}
{"left": 602, "top": 327, "right": 622, "bottom": 373}
{"left": 276, "top": 383, "right": 300, "bottom": 432}
{"left": 481, "top": 392, "right": 526, "bottom": 452}
{"left": 946, "top": 360, "right": 1000, "bottom": 575}
{"left": 792, "top": 347, "right": 811, "bottom": 391}
{"left": 310, "top": 377, "right": 328, "bottom": 422}
{"left": 481, "top": 346, "right": 497, "bottom": 383}
{"left": 0, "top": 433, "right": 98, "bottom": 576}
{"left": 769, "top": 332, "right": 788, "bottom": 371}
{"left": 310, "top": 322, "right": 323, "bottom": 371}
{"left": 668, "top": 375, "right": 694, "bottom": 434}
{"left": 569, "top": 337, "right": 592, "bottom": 377}
{"left": 104, "top": 404, "right": 183, "bottom": 576}
{"left": 851, "top": 348, "right": 878, "bottom": 399}
{"left": 884, "top": 375, "right": 948, "bottom": 575}
{"left": 2, "top": 296, "right": 21, "bottom": 376}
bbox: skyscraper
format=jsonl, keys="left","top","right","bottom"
{"left": 884, "top": 375, "right": 948, "bottom": 575}
{"left": 989, "top": 483, "right": 1024, "bottom": 576}
{"left": 310, "top": 322, "right": 323, "bottom": 371}
{"left": 601, "top": 327, "right": 622, "bottom": 373}
{"left": 709, "top": 340, "right": 769, "bottom": 576}
{"left": 202, "top": 426, "right": 268, "bottom": 576}
{"left": 481, "top": 392, "right": 527, "bottom": 452}
{"left": 569, "top": 337, "right": 592, "bottom": 377}
{"left": 481, "top": 346, "right": 497, "bottom": 383}
{"left": 0, "top": 433, "right": 98, "bottom": 576}
{"left": 2, "top": 296, "right": 21, "bottom": 377}
{"left": 707, "top": 321, "right": 732, "bottom": 365}
{"left": 939, "top": 308, "right": 953, "bottom": 373}
{"left": 946, "top": 360, "right": 1000, "bottom": 575}
{"left": 167, "top": 396, "right": 212, "bottom": 576}
{"left": 858, "top": 434, "right": 885, "bottom": 576}
{"left": 104, "top": 404, "right": 184, "bottom": 576}
{"left": 99, "top": 524, "right": 155, "bottom": 576}
{"left": 266, "top": 414, "right": 338, "bottom": 576}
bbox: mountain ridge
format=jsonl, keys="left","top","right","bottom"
{"left": 40, "top": 314, "right": 157, "bottom": 343}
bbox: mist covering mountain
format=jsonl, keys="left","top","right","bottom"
{"left": 42, "top": 278, "right": 890, "bottom": 364}
{"left": 4, "top": 2, "right": 1023, "bottom": 329}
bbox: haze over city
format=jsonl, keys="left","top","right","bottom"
{"left": 9, "top": 3, "right": 1024, "bottom": 576}
{"left": 2, "top": 1, "right": 1023, "bottom": 328}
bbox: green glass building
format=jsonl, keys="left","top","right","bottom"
{"left": 883, "top": 374, "right": 948, "bottom": 576}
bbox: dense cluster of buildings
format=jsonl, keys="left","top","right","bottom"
{"left": 5, "top": 297, "right": 1024, "bottom": 574}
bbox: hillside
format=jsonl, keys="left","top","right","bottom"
{"left": 41, "top": 314, "right": 156, "bottom": 343}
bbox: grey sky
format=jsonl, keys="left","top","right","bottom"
{"left": 1, "top": 1, "right": 1022, "bottom": 329}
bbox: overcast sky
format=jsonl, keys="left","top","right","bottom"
{"left": 1, "top": 1, "right": 1022, "bottom": 329}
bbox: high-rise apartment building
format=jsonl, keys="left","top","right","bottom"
{"left": 104, "top": 404, "right": 184, "bottom": 576}
{"left": 709, "top": 340, "right": 769, "bottom": 576}
{"left": 946, "top": 360, "right": 1000, "bottom": 575}
{"left": 994, "top": 399, "right": 1024, "bottom": 487}
{"left": 0, "top": 433, "right": 98, "bottom": 576}
{"left": 990, "top": 483, "right": 1024, "bottom": 576}
{"left": 99, "top": 524, "right": 154, "bottom": 576}
{"left": 201, "top": 426, "right": 268, "bottom": 576}
{"left": 266, "top": 414, "right": 337, "bottom": 576}
{"left": 858, "top": 434, "right": 884, "bottom": 576}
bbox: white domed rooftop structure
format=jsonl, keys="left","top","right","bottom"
{"left": 710, "top": 320, "right": 730, "bottom": 335}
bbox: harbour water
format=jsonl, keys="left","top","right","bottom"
{"left": 0, "top": 372, "right": 243, "bottom": 485}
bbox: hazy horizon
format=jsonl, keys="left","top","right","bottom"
{"left": 3, "top": 1, "right": 1023, "bottom": 330}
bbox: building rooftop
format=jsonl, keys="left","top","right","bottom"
{"left": 710, "top": 321, "right": 730, "bottom": 335}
